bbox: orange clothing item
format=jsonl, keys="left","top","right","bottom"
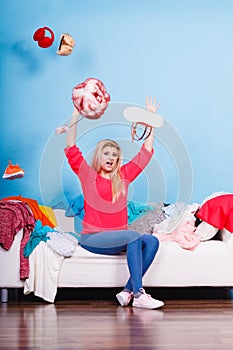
{"left": 2, "top": 195, "right": 55, "bottom": 228}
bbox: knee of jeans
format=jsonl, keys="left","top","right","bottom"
{"left": 127, "top": 230, "right": 142, "bottom": 244}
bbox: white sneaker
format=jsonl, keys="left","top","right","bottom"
{"left": 132, "top": 289, "right": 164, "bottom": 309}
{"left": 116, "top": 290, "right": 133, "bottom": 307}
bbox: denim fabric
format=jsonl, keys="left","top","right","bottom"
{"left": 80, "top": 230, "right": 159, "bottom": 294}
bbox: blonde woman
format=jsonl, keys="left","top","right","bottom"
{"left": 65, "top": 97, "right": 164, "bottom": 309}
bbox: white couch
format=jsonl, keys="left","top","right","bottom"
{"left": 1, "top": 208, "right": 233, "bottom": 302}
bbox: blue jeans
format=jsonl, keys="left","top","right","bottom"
{"left": 79, "top": 230, "right": 160, "bottom": 294}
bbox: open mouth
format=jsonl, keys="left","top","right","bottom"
{"left": 106, "top": 161, "right": 113, "bottom": 166}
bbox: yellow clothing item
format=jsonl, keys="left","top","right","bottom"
{"left": 39, "top": 205, "right": 57, "bottom": 227}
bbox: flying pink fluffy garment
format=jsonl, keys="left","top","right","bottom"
{"left": 72, "top": 78, "right": 110, "bottom": 119}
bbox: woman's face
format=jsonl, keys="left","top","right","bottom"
{"left": 100, "top": 146, "right": 119, "bottom": 174}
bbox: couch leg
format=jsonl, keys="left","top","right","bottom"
{"left": 1, "top": 288, "right": 8, "bottom": 303}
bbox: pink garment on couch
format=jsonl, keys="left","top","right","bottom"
{"left": 154, "top": 221, "right": 200, "bottom": 250}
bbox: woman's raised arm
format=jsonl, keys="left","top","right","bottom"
{"left": 143, "top": 96, "right": 160, "bottom": 152}
{"left": 66, "top": 108, "right": 80, "bottom": 148}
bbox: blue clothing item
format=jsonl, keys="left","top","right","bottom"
{"left": 65, "top": 231, "right": 81, "bottom": 243}
{"left": 24, "top": 220, "right": 55, "bottom": 257}
{"left": 65, "top": 194, "right": 84, "bottom": 217}
{"left": 65, "top": 194, "right": 84, "bottom": 233}
{"left": 79, "top": 230, "right": 159, "bottom": 294}
{"left": 127, "top": 200, "right": 154, "bottom": 224}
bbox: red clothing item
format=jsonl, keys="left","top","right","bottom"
{"left": 2, "top": 195, "right": 55, "bottom": 228}
{"left": 0, "top": 200, "right": 35, "bottom": 279}
{"left": 65, "top": 144, "right": 153, "bottom": 233}
{"left": 195, "top": 194, "right": 233, "bottom": 232}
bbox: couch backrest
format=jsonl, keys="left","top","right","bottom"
{"left": 53, "top": 209, "right": 75, "bottom": 232}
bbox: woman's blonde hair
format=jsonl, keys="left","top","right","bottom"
{"left": 91, "top": 139, "right": 125, "bottom": 202}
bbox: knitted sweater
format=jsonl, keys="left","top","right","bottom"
{"left": 64, "top": 144, "right": 153, "bottom": 233}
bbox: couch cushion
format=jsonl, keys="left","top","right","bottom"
{"left": 144, "top": 240, "right": 233, "bottom": 286}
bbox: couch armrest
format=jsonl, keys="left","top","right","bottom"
{"left": 220, "top": 229, "right": 233, "bottom": 254}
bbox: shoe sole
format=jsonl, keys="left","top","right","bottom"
{"left": 123, "top": 106, "right": 164, "bottom": 128}
{"left": 2, "top": 171, "right": 24, "bottom": 179}
{"left": 133, "top": 301, "right": 164, "bottom": 309}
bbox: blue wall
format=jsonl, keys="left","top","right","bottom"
{"left": 1, "top": 0, "right": 233, "bottom": 206}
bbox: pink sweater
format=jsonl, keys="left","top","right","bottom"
{"left": 64, "top": 144, "right": 153, "bottom": 233}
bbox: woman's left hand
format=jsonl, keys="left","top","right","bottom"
{"left": 143, "top": 96, "right": 160, "bottom": 152}
{"left": 146, "top": 96, "right": 160, "bottom": 114}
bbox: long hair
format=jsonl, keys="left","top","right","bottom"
{"left": 91, "top": 139, "right": 125, "bottom": 202}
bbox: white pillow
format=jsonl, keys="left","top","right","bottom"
{"left": 195, "top": 221, "right": 218, "bottom": 241}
